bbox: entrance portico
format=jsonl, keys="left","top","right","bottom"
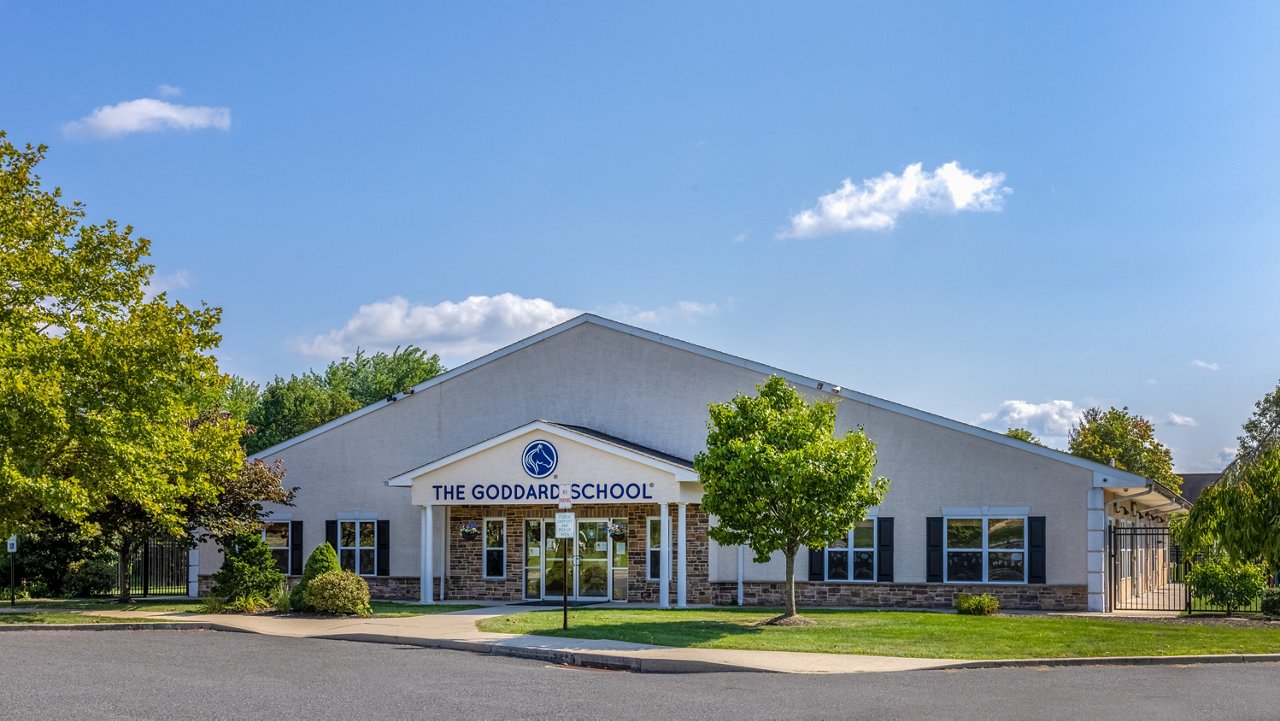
{"left": 387, "top": 421, "right": 705, "bottom": 607}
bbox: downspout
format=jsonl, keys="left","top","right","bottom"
{"left": 1109, "top": 483, "right": 1157, "bottom": 511}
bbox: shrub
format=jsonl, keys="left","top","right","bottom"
{"left": 290, "top": 542, "right": 341, "bottom": 612}
{"left": 63, "top": 558, "right": 116, "bottom": 598}
{"left": 1259, "top": 588, "right": 1280, "bottom": 617}
{"left": 303, "top": 570, "right": 372, "bottom": 617}
{"left": 955, "top": 593, "right": 999, "bottom": 616}
{"left": 200, "top": 597, "right": 227, "bottom": 614}
{"left": 209, "top": 532, "right": 286, "bottom": 610}
{"left": 1187, "top": 555, "right": 1267, "bottom": 615}
{"left": 226, "top": 595, "right": 274, "bottom": 614}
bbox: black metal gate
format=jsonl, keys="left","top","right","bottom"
{"left": 121, "top": 538, "right": 190, "bottom": 596}
{"left": 1107, "top": 525, "right": 1187, "bottom": 612}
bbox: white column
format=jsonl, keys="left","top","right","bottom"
{"left": 1087, "top": 487, "right": 1106, "bottom": 612}
{"left": 187, "top": 547, "right": 200, "bottom": 598}
{"left": 440, "top": 506, "right": 447, "bottom": 601}
{"left": 677, "top": 503, "right": 688, "bottom": 608}
{"left": 736, "top": 546, "right": 745, "bottom": 606}
{"left": 659, "top": 502, "right": 671, "bottom": 608}
{"left": 420, "top": 505, "right": 434, "bottom": 605}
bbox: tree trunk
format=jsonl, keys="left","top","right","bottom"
{"left": 783, "top": 551, "right": 797, "bottom": 618}
{"left": 116, "top": 543, "right": 134, "bottom": 603}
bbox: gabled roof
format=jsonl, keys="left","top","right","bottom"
{"left": 253, "top": 313, "right": 1156, "bottom": 490}
{"left": 386, "top": 420, "right": 698, "bottom": 486}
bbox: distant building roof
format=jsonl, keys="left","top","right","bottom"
{"left": 1177, "top": 473, "right": 1222, "bottom": 503}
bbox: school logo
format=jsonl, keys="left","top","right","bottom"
{"left": 522, "top": 440, "right": 558, "bottom": 478}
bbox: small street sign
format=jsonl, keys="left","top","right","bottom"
{"left": 555, "top": 512, "right": 575, "bottom": 539}
{"left": 6, "top": 535, "right": 15, "bottom": 553}
{"left": 557, "top": 495, "right": 572, "bottom": 510}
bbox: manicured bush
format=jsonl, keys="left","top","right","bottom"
{"left": 1259, "top": 588, "right": 1280, "bottom": 617}
{"left": 1187, "top": 555, "right": 1267, "bottom": 615}
{"left": 63, "top": 558, "right": 116, "bottom": 598}
{"left": 289, "top": 542, "right": 341, "bottom": 612}
{"left": 209, "top": 532, "right": 286, "bottom": 610}
{"left": 303, "top": 570, "right": 372, "bottom": 617}
{"left": 954, "top": 593, "right": 999, "bottom": 616}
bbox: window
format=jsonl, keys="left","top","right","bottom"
{"left": 339, "top": 520, "right": 377, "bottom": 576}
{"left": 825, "top": 520, "right": 876, "bottom": 582}
{"left": 484, "top": 518, "right": 506, "bottom": 578}
{"left": 262, "top": 521, "right": 290, "bottom": 574}
{"left": 945, "top": 517, "right": 1025, "bottom": 583}
{"left": 646, "top": 517, "right": 662, "bottom": 581}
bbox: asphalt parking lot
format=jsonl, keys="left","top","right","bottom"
{"left": 4, "top": 630, "right": 1279, "bottom": 721}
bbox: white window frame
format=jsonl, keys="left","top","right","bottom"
{"left": 261, "top": 520, "right": 291, "bottom": 574}
{"left": 824, "top": 519, "right": 877, "bottom": 583}
{"left": 943, "top": 515, "right": 1027, "bottom": 585}
{"left": 646, "top": 516, "right": 662, "bottom": 581}
{"left": 483, "top": 517, "right": 507, "bottom": 579}
{"left": 338, "top": 519, "right": 378, "bottom": 577}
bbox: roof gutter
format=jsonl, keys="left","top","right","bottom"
{"left": 1110, "top": 483, "right": 1157, "bottom": 510}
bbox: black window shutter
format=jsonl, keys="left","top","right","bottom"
{"left": 876, "top": 517, "right": 894, "bottom": 583}
{"left": 1028, "top": 516, "right": 1046, "bottom": 584}
{"left": 289, "top": 520, "right": 304, "bottom": 575}
{"left": 376, "top": 519, "right": 390, "bottom": 577}
{"left": 325, "top": 520, "right": 338, "bottom": 554}
{"left": 926, "top": 517, "right": 943, "bottom": 583}
{"left": 807, "top": 546, "right": 825, "bottom": 581}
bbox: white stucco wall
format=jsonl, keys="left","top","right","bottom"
{"left": 204, "top": 319, "right": 1094, "bottom": 588}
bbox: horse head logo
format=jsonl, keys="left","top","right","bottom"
{"left": 522, "top": 440, "right": 558, "bottom": 478}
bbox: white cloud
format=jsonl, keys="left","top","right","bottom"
{"left": 979, "top": 399, "right": 1083, "bottom": 447}
{"left": 295, "top": 294, "right": 580, "bottom": 361}
{"left": 297, "top": 294, "right": 727, "bottom": 363}
{"left": 1191, "top": 359, "right": 1220, "bottom": 371}
{"left": 156, "top": 84, "right": 183, "bottom": 98}
{"left": 783, "top": 162, "right": 1011, "bottom": 237}
{"left": 1215, "top": 447, "right": 1237, "bottom": 467}
{"left": 63, "top": 98, "right": 231, "bottom": 139}
{"left": 603, "top": 300, "right": 721, "bottom": 326}
{"left": 1164, "top": 412, "right": 1197, "bottom": 427}
{"left": 143, "top": 270, "right": 192, "bottom": 300}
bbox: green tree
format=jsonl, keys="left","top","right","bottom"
{"left": 1177, "top": 445, "right": 1280, "bottom": 570}
{"left": 290, "top": 541, "right": 341, "bottom": 611}
{"left": 209, "top": 531, "right": 286, "bottom": 606}
{"left": 324, "top": 346, "right": 444, "bottom": 407}
{"left": 244, "top": 373, "right": 359, "bottom": 454}
{"left": 694, "top": 376, "right": 889, "bottom": 623}
{"left": 1004, "top": 427, "right": 1043, "bottom": 445}
{"left": 222, "top": 375, "right": 261, "bottom": 423}
{"left": 243, "top": 346, "right": 444, "bottom": 455}
{"left": 0, "top": 133, "right": 241, "bottom": 542}
{"left": 1237, "top": 379, "right": 1280, "bottom": 465}
{"left": 1067, "top": 406, "right": 1180, "bottom": 493}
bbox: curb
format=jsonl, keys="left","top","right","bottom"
{"left": 311, "top": 632, "right": 760, "bottom": 674}
{"left": 936, "top": 653, "right": 1280, "bottom": 671}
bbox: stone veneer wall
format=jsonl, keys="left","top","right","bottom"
{"left": 711, "top": 581, "right": 1088, "bottom": 611}
{"left": 445, "top": 503, "right": 711, "bottom": 604}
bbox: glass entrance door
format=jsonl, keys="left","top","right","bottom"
{"left": 575, "top": 520, "right": 610, "bottom": 600}
{"left": 526, "top": 518, "right": 622, "bottom": 601}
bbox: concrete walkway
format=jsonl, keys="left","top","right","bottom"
{"left": 83, "top": 604, "right": 966, "bottom": 674}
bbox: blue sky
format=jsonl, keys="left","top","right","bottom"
{"left": 4, "top": 2, "right": 1278, "bottom": 471}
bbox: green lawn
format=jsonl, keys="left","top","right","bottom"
{"left": 0, "top": 612, "right": 155, "bottom": 625}
{"left": 369, "top": 601, "right": 481, "bottom": 617}
{"left": 13, "top": 598, "right": 206, "bottom": 613}
{"left": 476, "top": 608, "right": 1280, "bottom": 660}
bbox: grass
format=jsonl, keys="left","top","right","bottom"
{"left": 476, "top": 607, "right": 1280, "bottom": 660}
{"left": 368, "top": 601, "right": 481, "bottom": 617}
{"left": 12, "top": 598, "right": 206, "bottom": 613}
{"left": 0, "top": 612, "right": 157, "bottom": 625}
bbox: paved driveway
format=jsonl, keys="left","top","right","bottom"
{"left": 5, "top": 630, "right": 1279, "bottom": 721}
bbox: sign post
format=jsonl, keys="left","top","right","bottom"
{"left": 6, "top": 535, "right": 16, "bottom": 608}
{"left": 555, "top": 504, "right": 574, "bottom": 630}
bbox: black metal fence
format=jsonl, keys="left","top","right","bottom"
{"left": 113, "top": 538, "right": 190, "bottom": 597}
{"left": 1108, "top": 525, "right": 1267, "bottom": 614}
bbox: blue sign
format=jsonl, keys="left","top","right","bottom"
{"left": 522, "top": 440, "right": 558, "bottom": 478}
